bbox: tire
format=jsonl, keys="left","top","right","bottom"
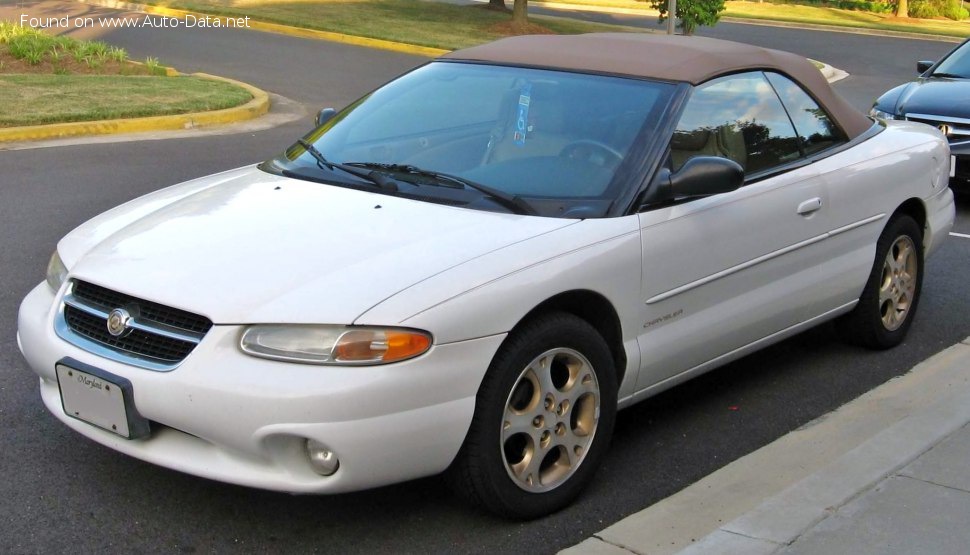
{"left": 446, "top": 312, "right": 618, "bottom": 519}
{"left": 837, "top": 214, "right": 924, "bottom": 349}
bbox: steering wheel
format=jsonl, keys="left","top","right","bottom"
{"left": 560, "top": 140, "right": 624, "bottom": 169}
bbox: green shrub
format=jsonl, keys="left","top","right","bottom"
{"left": 910, "top": 0, "right": 969, "bottom": 19}
{"left": 1, "top": 20, "right": 170, "bottom": 72}
{"left": 942, "top": 2, "right": 969, "bottom": 19}
{"left": 22, "top": 47, "right": 45, "bottom": 65}
{"left": 8, "top": 34, "right": 50, "bottom": 64}
{"left": 109, "top": 46, "right": 128, "bottom": 63}
{"left": 760, "top": 0, "right": 892, "bottom": 12}
{"left": 0, "top": 21, "right": 32, "bottom": 44}
{"left": 144, "top": 56, "right": 161, "bottom": 74}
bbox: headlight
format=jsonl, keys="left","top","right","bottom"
{"left": 46, "top": 251, "right": 68, "bottom": 292}
{"left": 869, "top": 108, "right": 896, "bottom": 120}
{"left": 240, "top": 325, "right": 432, "bottom": 365}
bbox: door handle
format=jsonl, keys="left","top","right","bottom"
{"left": 797, "top": 197, "right": 823, "bottom": 215}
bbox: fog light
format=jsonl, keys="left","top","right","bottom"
{"left": 306, "top": 439, "right": 339, "bottom": 476}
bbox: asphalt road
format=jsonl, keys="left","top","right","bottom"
{"left": 523, "top": 2, "right": 960, "bottom": 110}
{"left": 1, "top": 6, "right": 969, "bottom": 554}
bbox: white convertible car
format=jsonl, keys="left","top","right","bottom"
{"left": 18, "top": 34, "right": 955, "bottom": 518}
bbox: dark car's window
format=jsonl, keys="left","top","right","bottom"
{"left": 933, "top": 39, "right": 970, "bottom": 78}
{"left": 274, "top": 62, "right": 676, "bottom": 217}
{"left": 765, "top": 72, "right": 847, "bottom": 156}
{"left": 671, "top": 72, "right": 801, "bottom": 175}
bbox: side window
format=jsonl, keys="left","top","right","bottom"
{"left": 765, "top": 72, "right": 847, "bottom": 156}
{"left": 671, "top": 72, "right": 801, "bottom": 175}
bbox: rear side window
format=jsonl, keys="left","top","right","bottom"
{"left": 671, "top": 72, "right": 801, "bottom": 175}
{"left": 765, "top": 72, "right": 847, "bottom": 156}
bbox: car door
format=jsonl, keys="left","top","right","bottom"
{"left": 634, "top": 71, "right": 840, "bottom": 394}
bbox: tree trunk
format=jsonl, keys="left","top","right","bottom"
{"left": 896, "top": 0, "right": 908, "bottom": 17}
{"left": 486, "top": 0, "right": 509, "bottom": 11}
{"left": 512, "top": 0, "right": 529, "bottom": 29}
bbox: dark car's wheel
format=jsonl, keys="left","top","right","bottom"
{"left": 838, "top": 214, "right": 924, "bottom": 349}
{"left": 447, "top": 312, "right": 617, "bottom": 519}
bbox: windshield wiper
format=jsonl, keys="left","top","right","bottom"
{"left": 345, "top": 162, "right": 537, "bottom": 216}
{"left": 930, "top": 72, "right": 966, "bottom": 79}
{"left": 295, "top": 140, "right": 399, "bottom": 192}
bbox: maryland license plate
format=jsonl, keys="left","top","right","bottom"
{"left": 55, "top": 359, "right": 149, "bottom": 439}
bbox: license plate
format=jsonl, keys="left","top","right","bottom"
{"left": 56, "top": 359, "right": 150, "bottom": 439}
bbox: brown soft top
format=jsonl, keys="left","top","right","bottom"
{"left": 442, "top": 33, "right": 871, "bottom": 139}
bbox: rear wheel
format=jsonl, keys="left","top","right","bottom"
{"left": 838, "top": 214, "right": 924, "bottom": 349}
{"left": 447, "top": 312, "right": 617, "bottom": 519}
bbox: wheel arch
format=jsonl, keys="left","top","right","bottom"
{"left": 509, "top": 290, "right": 628, "bottom": 387}
{"left": 891, "top": 198, "right": 927, "bottom": 246}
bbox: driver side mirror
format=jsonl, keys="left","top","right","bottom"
{"left": 917, "top": 60, "right": 934, "bottom": 74}
{"left": 643, "top": 156, "right": 744, "bottom": 206}
{"left": 315, "top": 108, "right": 337, "bottom": 127}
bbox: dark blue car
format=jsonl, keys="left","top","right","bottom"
{"left": 871, "top": 38, "right": 970, "bottom": 190}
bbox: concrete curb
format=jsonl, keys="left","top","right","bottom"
{"left": 0, "top": 72, "right": 270, "bottom": 143}
{"left": 563, "top": 337, "right": 970, "bottom": 555}
{"left": 76, "top": 0, "right": 450, "bottom": 57}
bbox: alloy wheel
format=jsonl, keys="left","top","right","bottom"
{"left": 500, "top": 348, "right": 600, "bottom": 493}
{"left": 879, "top": 235, "right": 918, "bottom": 331}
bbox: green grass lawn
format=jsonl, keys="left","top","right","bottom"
{"left": 150, "top": 0, "right": 646, "bottom": 50}
{"left": 532, "top": 0, "right": 970, "bottom": 38}
{"left": 0, "top": 74, "right": 252, "bottom": 127}
{"left": 0, "top": 22, "right": 253, "bottom": 128}
{"left": 141, "top": 0, "right": 970, "bottom": 47}
{"left": 723, "top": 1, "right": 970, "bottom": 38}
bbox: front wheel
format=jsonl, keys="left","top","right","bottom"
{"left": 837, "top": 214, "right": 924, "bottom": 349}
{"left": 446, "top": 312, "right": 617, "bottom": 519}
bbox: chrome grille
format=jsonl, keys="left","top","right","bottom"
{"left": 72, "top": 280, "right": 212, "bottom": 334}
{"left": 905, "top": 113, "right": 970, "bottom": 145}
{"left": 55, "top": 280, "right": 212, "bottom": 371}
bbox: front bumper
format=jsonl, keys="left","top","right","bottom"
{"left": 952, "top": 143, "right": 970, "bottom": 185}
{"left": 18, "top": 282, "right": 504, "bottom": 493}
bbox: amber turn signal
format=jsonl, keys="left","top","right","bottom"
{"left": 333, "top": 329, "right": 432, "bottom": 364}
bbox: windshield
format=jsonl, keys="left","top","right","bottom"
{"left": 267, "top": 62, "right": 676, "bottom": 217}
{"left": 933, "top": 40, "right": 970, "bottom": 78}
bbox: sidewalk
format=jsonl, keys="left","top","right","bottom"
{"left": 564, "top": 336, "right": 970, "bottom": 554}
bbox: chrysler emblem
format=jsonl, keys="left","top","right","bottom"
{"left": 106, "top": 308, "right": 132, "bottom": 337}
{"left": 938, "top": 124, "right": 952, "bottom": 138}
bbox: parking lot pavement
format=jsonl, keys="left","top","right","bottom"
{"left": 565, "top": 336, "right": 970, "bottom": 555}
{"left": 2, "top": 4, "right": 968, "bottom": 553}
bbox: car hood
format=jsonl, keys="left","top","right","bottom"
{"left": 61, "top": 166, "right": 577, "bottom": 324}
{"left": 894, "top": 78, "right": 970, "bottom": 119}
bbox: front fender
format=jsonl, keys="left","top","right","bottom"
{"left": 355, "top": 216, "right": 644, "bottom": 393}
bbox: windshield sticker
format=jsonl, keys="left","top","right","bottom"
{"left": 514, "top": 83, "right": 532, "bottom": 147}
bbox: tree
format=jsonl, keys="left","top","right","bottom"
{"left": 650, "top": 0, "right": 726, "bottom": 35}
{"left": 485, "top": 0, "right": 510, "bottom": 12}
{"left": 895, "top": 0, "right": 909, "bottom": 17}
{"left": 512, "top": 0, "right": 529, "bottom": 29}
